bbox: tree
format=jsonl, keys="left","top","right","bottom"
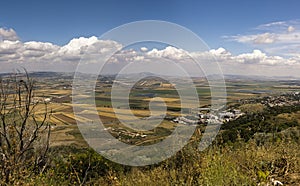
{"left": 0, "top": 71, "right": 51, "bottom": 183}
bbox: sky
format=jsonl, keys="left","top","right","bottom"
{"left": 1, "top": 0, "right": 300, "bottom": 77}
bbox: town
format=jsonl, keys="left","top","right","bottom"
{"left": 173, "top": 108, "right": 244, "bottom": 125}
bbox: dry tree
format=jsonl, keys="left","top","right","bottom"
{"left": 0, "top": 70, "right": 51, "bottom": 183}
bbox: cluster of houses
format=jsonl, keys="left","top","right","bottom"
{"left": 104, "top": 127, "right": 147, "bottom": 140}
{"left": 33, "top": 97, "right": 52, "bottom": 104}
{"left": 260, "top": 92, "right": 300, "bottom": 107}
{"left": 239, "top": 92, "right": 300, "bottom": 108}
{"left": 173, "top": 108, "right": 244, "bottom": 125}
{"left": 33, "top": 95, "right": 71, "bottom": 104}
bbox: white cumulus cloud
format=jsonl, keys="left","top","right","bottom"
{"left": 0, "top": 40, "right": 22, "bottom": 54}
{"left": 288, "top": 26, "right": 295, "bottom": 32}
{"left": 225, "top": 20, "right": 300, "bottom": 57}
{"left": 1, "top": 26, "right": 300, "bottom": 77}
{"left": 147, "top": 46, "right": 188, "bottom": 60}
{"left": 0, "top": 28, "right": 19, "bottom": 41}
{"left": 140, "top": 47, "right": 148, "bottom": 52}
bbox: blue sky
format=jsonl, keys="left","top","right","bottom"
{"left": 1, "top": 0, "right": 298, "bottom": 51}
{"left": 1, "top": 0, "right": 300, "bottom": 76}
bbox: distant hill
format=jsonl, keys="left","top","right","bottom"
{"left": 0, "top": 71, "right": 74, "bottom": 79}
{"left": 223, "top": 74, "right": 300, "bottom": 81}
{"left": 1, "top": 71, "right": 300, "bottom": 81}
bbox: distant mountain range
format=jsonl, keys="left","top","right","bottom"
{"left": 222, "top": 74, "right": 300, "bottom": 81}
{"left": 1, "top": 71, "right": 300, "bottom": 81}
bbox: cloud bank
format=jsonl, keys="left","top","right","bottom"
{"left": 226, "top": 20, "right": 300, "bottom": 58}
{"left": 1, "top": 25, "right": 300, "bottom": 77}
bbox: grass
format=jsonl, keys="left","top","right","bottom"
{"left": 9, "top": 138, "right": 299, "bottom": 185}
{"left": 101, "top": 139, "right": 299, "bottom": 186}
{"left": 239, "top": 103, "right": 265, "bottom": 113}
{"left": 277, "top": 111, "right": 300, "bottom": 123}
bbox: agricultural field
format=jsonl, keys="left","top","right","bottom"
{"left": 29, "top": 73, "right": 300, "bottom": 149}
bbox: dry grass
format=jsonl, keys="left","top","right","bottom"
{"left": 4, "top": 140, "right": 299, "bottom": 185}
{"left": 92, "top": 139, "right": 300, "bottom": 186}
{"left": 124, "top": 141, "right": 299, "bottom": 185}
{"left": 278, "top": 111, "right": 300, "bottom": 123}
{"left": 239, "top": 103, "right": 265, "bottom": 113}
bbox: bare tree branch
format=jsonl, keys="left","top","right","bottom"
{"left": 0, "top": 70, "right": 51, "bottom": 183}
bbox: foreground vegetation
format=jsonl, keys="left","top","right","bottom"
{"left": 1, "top": 136, "right": 299, "bottom": 185}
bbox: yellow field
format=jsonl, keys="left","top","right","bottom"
{"left": 31, "top": 87, "right": 194, "bottom": 147}
{"left": 143, "top": 97, "right": 180, "bottom": 102}
{"left": 36, "top": 89, "right": 71, "bottom": 95}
